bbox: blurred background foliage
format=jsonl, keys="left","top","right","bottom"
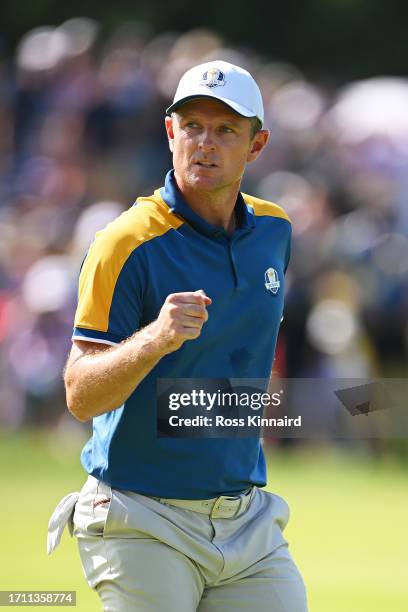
{"left": 2, "top": 0, "right": 408, "bottom": 79}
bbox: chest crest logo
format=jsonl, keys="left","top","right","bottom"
{"left": 264, "top": 267, "right": 280, "bottom": 295}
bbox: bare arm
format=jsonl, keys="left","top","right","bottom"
{"left": 64, "top": 290, "right": 211, "bottom": 422}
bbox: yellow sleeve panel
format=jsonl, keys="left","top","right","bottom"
{"left": 242, "top": 193, "right": 291, "bottom": 224}
{"left": 74, "top": 195, "right": 183, "bottom": 332}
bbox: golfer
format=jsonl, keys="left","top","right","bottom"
{"left": 48, "top": 60, "right": 308, "bottom": 611}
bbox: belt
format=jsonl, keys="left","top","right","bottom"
{"left": 151, "top": 487, "right": 255, "bottom": 519}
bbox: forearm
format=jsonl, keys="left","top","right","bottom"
{"left": 65, "top": 323, "right": 169, "bottom": 422}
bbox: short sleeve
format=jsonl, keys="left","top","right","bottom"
{"left": 72, "top": 227, "right": 145, "bottom": 345}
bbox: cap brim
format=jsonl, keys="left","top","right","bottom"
{"left": 166, "top": 94, "right": 261, "bottom": 123}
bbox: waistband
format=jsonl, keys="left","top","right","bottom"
{"left": 150, "top": 487, "right": 255, "bottom": 519}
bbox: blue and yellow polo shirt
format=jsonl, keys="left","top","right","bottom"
{"left": 72, "top": 170, "right": 291, "bottom": 499}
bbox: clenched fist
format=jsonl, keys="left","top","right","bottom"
{"left": 153, "top": 290, "right": 212, "bottom": 354}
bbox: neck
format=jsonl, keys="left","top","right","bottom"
{"left": 174, "top": 172, "right": 240, "bottom": 234}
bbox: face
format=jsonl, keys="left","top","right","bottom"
{"left": 164, "top": 98, "right": 269, "bottom": 194}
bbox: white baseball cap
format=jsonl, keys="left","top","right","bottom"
{"left": 166, "top": 60, "right": 264, "bottom": 126}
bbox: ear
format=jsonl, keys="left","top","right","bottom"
{"left": 165, "top": 116, "right": 174, "bottom": 153}
{"left": 247, "top": 129, "right": 270, "bottom": 163}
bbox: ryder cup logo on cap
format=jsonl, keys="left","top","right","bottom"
{"left": 200, "top": 67, "right": 226, "bottom": 88}
{"left": 166, "top": 60, "right": 264, "bottom": 125}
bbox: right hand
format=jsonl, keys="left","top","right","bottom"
{"left": 153, "top": 290, "right": 212, "bottom": 354}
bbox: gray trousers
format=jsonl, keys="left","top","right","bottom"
{"left": 65, "top": 476, "right": 308, "bottom": 611}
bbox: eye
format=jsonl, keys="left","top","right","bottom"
{"left": 185, "top": 121, "right": 200, "bottom": 129}
{"left": 219, "top": 125, "right": 234, "bottom": 133}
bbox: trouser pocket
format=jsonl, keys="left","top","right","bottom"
{"left": 73, "top": 477, "right": 112, "bottom": 538}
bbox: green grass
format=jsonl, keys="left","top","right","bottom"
{"left": 0, "top": 431, "right": 407, "bottom": 611}
{"left": 264, "top": 445, "right": 408, "bottom": 612}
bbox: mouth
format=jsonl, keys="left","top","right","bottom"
{"left": 193, "top": 161, "right": 218, "bottom": 168}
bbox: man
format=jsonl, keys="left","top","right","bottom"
{"left": 47, "top": 60, "right": 308, "bottom": 611}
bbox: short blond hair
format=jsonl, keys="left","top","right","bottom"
{"left": 250, "top": 117, "right": 262, "bottom": 139}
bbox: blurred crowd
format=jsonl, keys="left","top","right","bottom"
{"left": 0, "top": 19, "right": 407, "bottom": 430}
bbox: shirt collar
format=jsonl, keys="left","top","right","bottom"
{"left": 160, "top": 169, "right": 255, "bottom": 238}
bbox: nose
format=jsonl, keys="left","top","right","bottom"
{"left": 198, "top": 128, "right": 216, "bottom": 152}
